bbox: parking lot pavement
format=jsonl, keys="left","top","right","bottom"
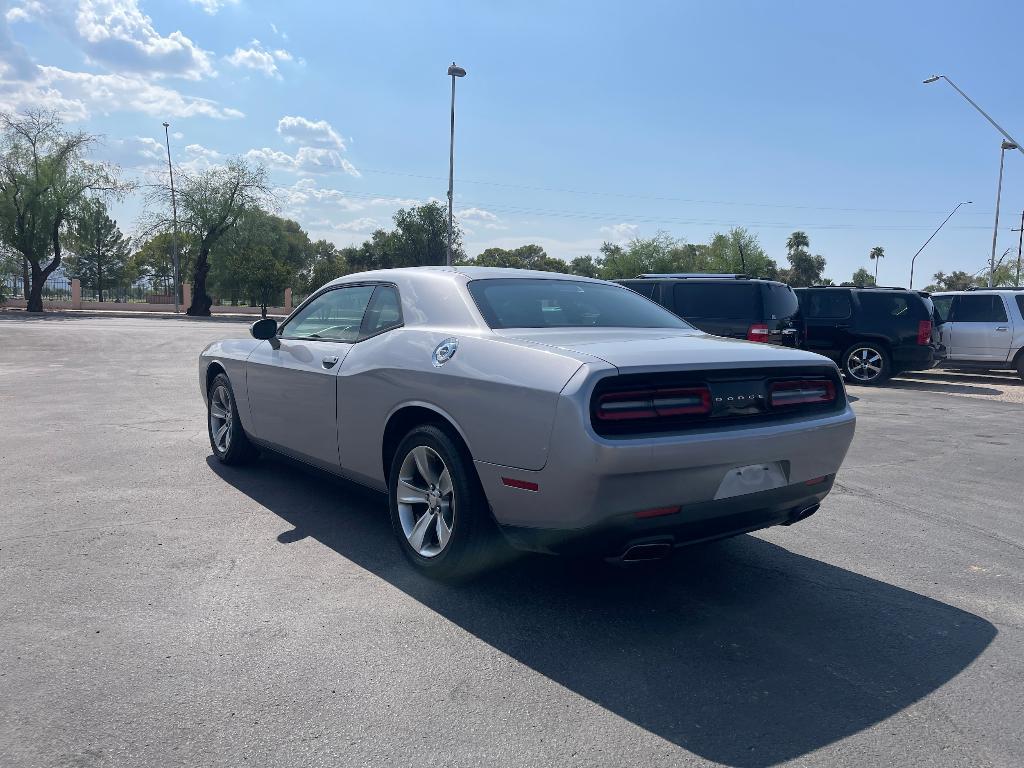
{"left": 2, "top": 313, "right": 1023, "bottom": 768}
{"left": 892, "top": 368, "right": 1024, "bottom": 405}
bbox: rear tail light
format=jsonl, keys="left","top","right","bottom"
{"left": 595, "top": 386, "right": 712, "bottom": 421}
{"left": 747, "top": 323, "right": 770, "bottom": 342}
{"left": 917, "top": 319, "right": 932, "bottom": 345}
{"left": 769, "top": 379, "right": 836, "bottom": 407}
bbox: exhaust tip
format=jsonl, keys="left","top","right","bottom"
{"left": 619, "top": 542, "right": 673, "bottom": 562}
{"left": 781, "top": 503, "right": 820, "bottom": 526}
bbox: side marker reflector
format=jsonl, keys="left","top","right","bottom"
{"left": 502, "top": 477, "right": 539, "bottom": 492}
{"left": 634, "top": 505, "right": 682, "bottom": 519}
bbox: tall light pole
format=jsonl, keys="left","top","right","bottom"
{"left": 162, "top": 122, "right": 181, "bottom": 312}
{"left": 989, "top": 140, "right": 1016, "bottom": 287}
{"left": 446, "top": 62, "right": 466, "bottom": 266}
{"left": 909, "top": 201, "right": 971, "bottom": 289}
{"left": 923, "top": 74, "right": 1024, "bottom": 158}
{"left": 1012, "top": 211, "right": 1024, "bottom": 286}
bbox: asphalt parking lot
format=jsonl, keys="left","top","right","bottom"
{"left": 2, "top": 313, "right": 1022, "bottom": 768}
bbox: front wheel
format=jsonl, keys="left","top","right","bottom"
{"left": 843, "top": 343, "right": 891, "bottom": 386}
{"left": 388, "top": 425, "right": 498, "bottom": 580}
{"left": 208, "top": 372, "right": 258, "bottom": 464}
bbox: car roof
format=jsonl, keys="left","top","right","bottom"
{"left": 323, "top": 265, "right": 612, "bottom": 289}
{"left": 932, "top": 288, "right": 1024, "bottom": 295}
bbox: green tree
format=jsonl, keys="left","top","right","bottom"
{"left": 927, "top": 270, "right": 982, "bottom": 291}
{"left": 596, "top": 232, "right": 708, "bottom": 279}
{"left": 0, "top": 110, "right": 123, "bottom": 312}
{"left": 705, "top": 228, "right": 779, "bottom": 278}
{"left": 466, "top": 244, "right": 568, "bottom": 272}
{"left": 850, "top": 267, "right": 876, "bottom": 287}
{"left": 780, "top": 231, "right": 826, "bottom": 287}
{"left": 349, "top": 202, "right": 461, "bottom": 272}
{"left": 132, "top": 231, "right": 195, "bottom": 297}
{"left": 869, "top": 246, "right": 885, "bottom": 282}
{"left": 303, "top": 239, "right": 352, "bottom": 292}
{"left": 569, "top": 254, "right": 601, "bottom": 278}
{"left": 149, "top": 157, "right": 269, "bottom": 316}
{"left": 64, "top": 198, "right": 132, "bottom": 301}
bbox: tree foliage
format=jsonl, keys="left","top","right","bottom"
{"left": 779, "top": 231, "right": 827, "bottom": 287}
{"left": 850, "top": 267, "right": 876, "bottom": 287}
{"left": 869, "top": 246, "right": 885, "bottom": 281}
{"left": 464, "top": 244, "right": 568, "bottom": 272}
{"left": 0, "top": 110, "right": 124, "bottom": 311}
{"left": 64, "top": 198, "right": 133, "bottom": 301}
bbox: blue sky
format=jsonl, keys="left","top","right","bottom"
{"left": 3, "top": 0, "right": 1023, "bottom": 286}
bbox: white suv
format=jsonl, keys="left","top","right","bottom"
{"left": 932, "top": 290, "right": 1024, "bottom": 380}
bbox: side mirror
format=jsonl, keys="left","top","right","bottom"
{"left": 251, "top": 317, "right": 278, "bottom": 341}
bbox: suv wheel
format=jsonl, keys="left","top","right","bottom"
{"left": 1016, "top": 354, "right": 1024, "bottom": 383}
{"left": 843, "top": 343, "right": 890, "bottom": 385}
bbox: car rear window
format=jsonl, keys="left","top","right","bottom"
{"left": 932, "top": 295, "right": 952, "bottom": 323}
{"left": 764, "top": 282, "right": 799, "bottom": 319}
{"left": 467, "top": 279, "right": 690, "bottom": 329}
{"left": 672, "top": 282, "right": 761, "bottom": 321}
{"left": 954, "top": 294, "right": 1008, "bottom": 323}
{"left": 618, "top": 280, "right": 657, "bottom": 299}
{"left": 802, "top": 290, "right": 852, "bottom": 319}
{"left": 857, "top": 291, "right": 925, "bottom": 320}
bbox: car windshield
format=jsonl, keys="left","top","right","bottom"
{"left": 467, "top": 278, "right": 691, "bottom": 330}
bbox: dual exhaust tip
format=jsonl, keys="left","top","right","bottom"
{"left": 613, "top": 502, "right": 821, "bottom": 563}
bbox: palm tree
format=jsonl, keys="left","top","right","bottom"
{"left": 786, "top": 231, "right": 810, "bottom": 254}
{"left": 869, "top": 246, "right": 885, "bottom": 282}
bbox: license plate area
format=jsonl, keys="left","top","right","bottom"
{"left": 714, "top": 462, "right": 788, "bottom": 500}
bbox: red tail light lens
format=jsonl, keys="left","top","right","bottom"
{"left": 917, "top": 319, "right": 932, "bottom": 345}
{"left": 747, "top": 323, "right": 770, "bottom": 342}
{"left": 769, "top": 379, "right": 836, "bottom": 407}
{"left": 596, "top": 386, "right": 712, "bottom": 421}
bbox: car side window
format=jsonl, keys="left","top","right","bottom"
{"left": 803, "top": 291, "right": 852, "bottom": 320}
{"left": 857, "top": 292, "right": 912, "bottom": 319}
{"left": 932, "top": 296, "right": 953, "bottom": 323}
{"left": 1017, "top": 295, "right": 1024, "bottom": 318}
{"left": 359, "top": 285, "right": 404, "bottom": 339}
{"left": 953, "top": 295, "right": 1007, "bottom": 323}
{"left": 281, "top": 284, "right": 376, "bottom": 342}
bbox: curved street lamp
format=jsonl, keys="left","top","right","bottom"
{"left": 909, "top": 201, "right": 971, "bottom": 290}
{"left": 923, "top": 75, "right": 1024, "bottom": 158}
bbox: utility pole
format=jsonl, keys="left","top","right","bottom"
{"left": 446, "top": 62, "right": 466, "bottom": 266}
{"left": 1012, "top": 210, "right": 1024, "bottom": 287}
{"left": 162, "top": 122, "right": 181, "bottom": 313}
{"left": 989, "top": 140, "right": 1016, "bottom": 288}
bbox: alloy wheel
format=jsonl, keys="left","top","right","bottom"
{"left": 847, "top": 347, "right": 884, "bottom": 382}
{"left": 396, "top": 445, "right": 455, "bottom": 558}
{"left": 209, "top": 384, "right": 233, "bottom": 454}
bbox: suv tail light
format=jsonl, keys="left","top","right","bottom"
{"left": 747, "top": 323, "right": 770, "bottom": 342}
{"left": 769, "top": 379, "right": 836, "bottom": 407}
{"left": 917, "top": 319, "right": 932, "bottom": 345}
{"left": 595, "top": 386, "right": 712, "bottom": 421}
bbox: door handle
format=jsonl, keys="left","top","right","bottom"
{"left": 781, "top": 328, "right": 798, "bottom": 335}
{"left": 321, "top": 355, "right": 339, "bottom": 369}
{"left": 995, "top": 326, "right": 1009, "bottom": 332}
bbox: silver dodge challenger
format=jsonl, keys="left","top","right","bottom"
{"left": 199, "top": 267, "right": 856, "bottom": 578}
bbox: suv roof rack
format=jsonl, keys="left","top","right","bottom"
{"left": 965, "top": 285, "right": 1024, "bottom": 291}
{"left": 634, "top": 273, "right": 750, "bottom": 280}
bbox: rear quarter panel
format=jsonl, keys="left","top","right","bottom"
{"left": 335, "top": 329, "right": 585, "bottom": 485}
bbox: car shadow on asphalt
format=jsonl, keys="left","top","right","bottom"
{"left": 207, "top": 454, "right": 996, "bottom": 768}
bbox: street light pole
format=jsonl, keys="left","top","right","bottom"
{"left": 924, "top": 74, "right": 1024, "bottom": 158}
{"left": 909, "top": 201, "right": 971, "bottom": 289}
{"left": 990, "top": 140, "right": 1016, "bottom": 288}
{"left": 162, "top": 122, "right": 181, "bottom": 313}
{"left": 446, "top": 62, "right": 466, "bottom": 267}
{"left": 1012, "top": 210, "right": 1024, "bottom": 287}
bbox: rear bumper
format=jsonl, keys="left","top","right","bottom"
{"left": 499, "top": 477, "right": 834, "bottom": 557}
{"left": 474, "top": 402, "right": 856, "bottom": 538}
{"left": 892, "top": 344, "right": 943, "bottom": 372}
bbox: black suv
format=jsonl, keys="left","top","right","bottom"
{"left": 795, "top": 286, "right": 942, "bottom": 385}
{"left": 616, "top": 274, "right": 801, "bottom": 346}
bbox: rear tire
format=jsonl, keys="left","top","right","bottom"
{"left": 388, "top": 424, "right": 498, "bottom": 581}
{"left": 842, "top": 343, "right": 891, "bottom": 386}
{"left": 1016, "top": 355, "right": 1024, "bottom": 383}
{"left": 208, "top": 372, "right": 258, "bottom": 465}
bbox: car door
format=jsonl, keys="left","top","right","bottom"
{"left": 798, "top": 289, "right": 854, "bottom": 360}
{"left": 947, "top": 294, "right": 1012, "bottom": 362}
{"left": 245, "top": 283, "right": 376, "bottom": 468}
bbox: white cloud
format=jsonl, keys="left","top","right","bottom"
{"left": 189, "top": 0, "right": 239, "bottom": 15}
{"left": 5, "top": 1, "right": 44, "bottom": 23}
{"left": 331, "top": 217, "right": 379, "bottom": 232}
{"left": 134, "top": 135, "right": 165, "bottom": 161}
{"left": 246, "top": 145, "right": 360, "bottom": 176}
{"left": 457, "top": 206, "right": 506, "bottom": 230}
{"left": 180, "top": 142, "right": 223, "bottom": 171}
{"left": 0, "top": 65, "right": 244, "bottom": 120}
{"left": 74, "top": 0, "right": 216, "bottom": 80}
{"left": 273, "top": 178, "right": 365, "bottom": 213}
{"left": 276, "top": 115, "right": 344, "bottom": 149}
{"left": 226, "top": 39, "right": 294, "bottom": 79}
{"left": 599, "top": 222, "right": 640, "bottom": 244}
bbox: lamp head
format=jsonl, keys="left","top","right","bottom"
{"left": 162, "top": 121, "right": 170, "bottom": 128}
{"left": 922, "top": 75, "right": 941, "bottom": 84}
{"left": 1002, "top": 140, "right": 1018, "bottom": 151}
{"left": 447, "top": 62, "right": 466, "bottom": 77}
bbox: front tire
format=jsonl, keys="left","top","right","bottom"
{"left": 388, "top": 425, "right": 496, "bottom": 580}
{"left": 843, "top": 343, "right": 890, "bottom": 386}
{"left": 208, "top": 372, "right": 258, "bottom": 465}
